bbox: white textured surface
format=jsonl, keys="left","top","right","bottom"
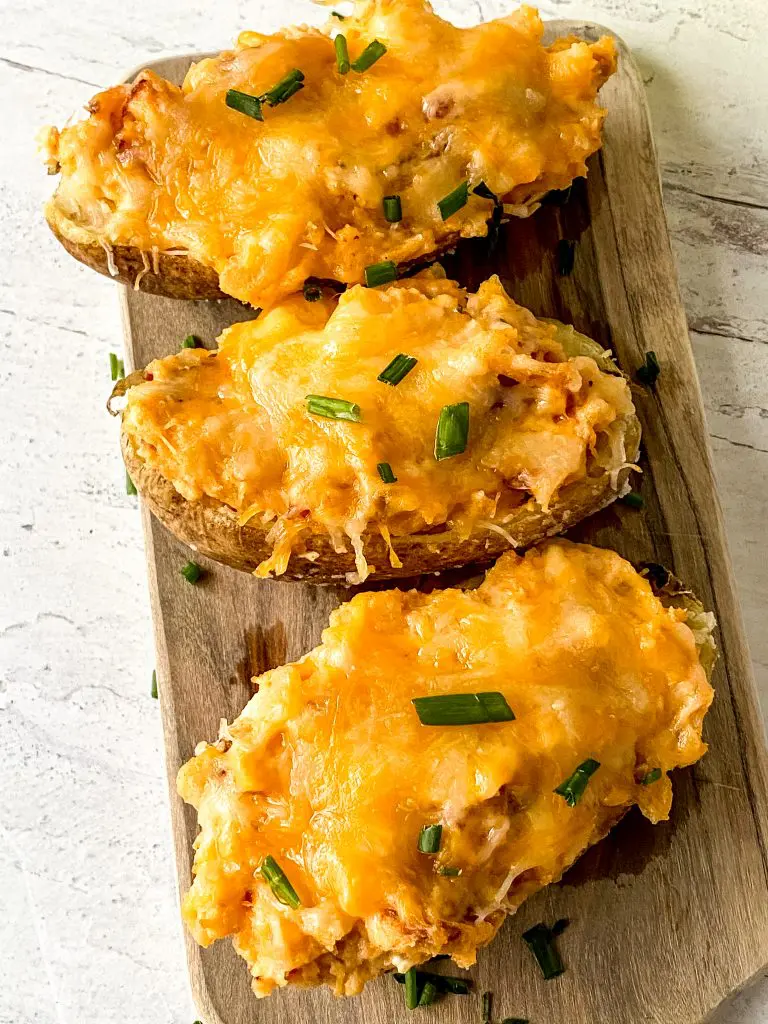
{"left": 0, "top": 0, "right": 766, "bottom": 1021}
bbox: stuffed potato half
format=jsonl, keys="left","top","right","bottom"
{"left": 114, "top": 272, "right": 641, "bottom": 583}
{"left": 43, "top": 0, "right": 616, "bottom": 309}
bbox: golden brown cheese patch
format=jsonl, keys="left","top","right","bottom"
{"left": 121, "top": 273, "right": 637, "bottom": 580}
{"left": 178, "top": 540, "right": 714, "bottom": 998}
{"left": 44, "top": 0, "right": 616, "bottom": 308}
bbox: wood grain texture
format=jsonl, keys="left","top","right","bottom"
{"left": 118, "top": 26, "right": 768, "bottom": 1024}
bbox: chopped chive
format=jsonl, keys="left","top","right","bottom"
{"left": 636, "top": 350, "right": 661, "bottom": 387}
{"left": 377, "top": 462, "right": 397, "bottom": 483}
{"left": 556, "top": 238, "right": 576, "bottom": 276}
{"left": 554, "top": 758, "right": 600, "bottom": 807}
{"left": 180, "top": 560, "right": 203, "bottom": 584}
{"left": 434, "top": 402, "right": 469, "bottom": 460}
{"left": 303, "top": 279, "right": 322, "bottom": 302}
{"left": 226, "top": 89, "right": 263, "bottom": 121}
{"left": 412, "top": 692, "right": 515, "bottom": 726}
{"left": 378, "top": 353, "right": 417, "bottom": 386}
{"left": 394, "top": 972, "right": 471, "bottom": 995}
{"left": 522, "top": 923, "right": 566, "bottom": 980}
{"left": 418, "top": 824, "right": 442, "bottom": 854}
{"left": 306, "top": 395, "right": 361, "bottom": 422}
{"left": 109, "top": 352, "right": 120, "bottom": 380}
{"left": 262, "top": 68, "right": 305, "bottom": 106}
{"left": 640, "top": 767, "right": 662, "bottom": 785}
{"left": 260, "top": 855, "right": 301, "bottom": 909}
{"left": 364, "top": 260, "right": 397, "bottom": 287}
{"left": 181, "top": 334, "right": 201, "bottom": 349}
{"left": 302, "top": 277, "right": 345, "bottom": 302}
{"left": 418, "top": 981, "right": 440, "bottom": 1007}
{"left": 482, "top": 991, "right": 492, "bottom": 1024}
{"left": 151, "top": 670, "right": 158, "bottom": 699}
{"left": 437, "top": 865, "right": 461, "bottom": 877}
{"left": 437, "top": 180, "right": 469, "bottom": 220}
{"left": 125, "top": 472, "right": 137, "bottom": 496}
{"left": 621, "top": 490, "right": 644, "bottom": 509}
{"left": 331, "top": 9, "right": 345, "bottom": 18}
{"left": 334, "top": 34, "right": 350, "bottom": 74}
{"left": 404, "top": 967, "right": 419, "bottom": 1010}
{"left": 550, "top": 918, "right": 570, "bottom": 937}
{"left": 351, "top": 39, "right": 386, "bottom": 72}
{"left": 473, "top": 181, "right": 497, "bottom": 202}
{"left": 383, "top": 194, "right": 402, "bottom": 222}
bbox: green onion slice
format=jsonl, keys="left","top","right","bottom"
{"left": 260, "top": 855, "right": 301, "bottom": 909}
{"left": 473, "top": 181, "right": 497, "bottom": 202}
{"left": 331, "top": 9, "right": 345, "bottom": 18}
{"left": 262, "top": 68, "right": 305, "bottom": 106}
{"left": 226, "top": 89, "right": 264, "bottom": 121}
{"left": 434, "top": 402, "right": 469, "bottom": 460}
{"left": 303, "top": 280, "right": 322, "bottom": 302}
{"left": 412, "top": 692, "right": 515, "bottom": 726}
{"left": 404, "top": 967, "right": 419, "bottom": 1010}
{"left": 181, "top": 334, "right": 200, "bottom": 349}
{"left": 636, "top": 350, "right": 661, "bottom": 386}
{"left": 556, "top": 238, "right": 576, "bottom": 276}
{"left": 109, "top": 352, "right": 120, "bottom": 380}
{"left": 364, "top": 260, "right": 397, "bottom": 287}
{"left": 437, "top": 865, "right": 461, "bottom": 877}
{"left": 378, "top": 353, "right": 417, "bottom": 386}
{"left": 334, "top": 34, "right": 350, "bottom": 74}
{"left": 306, "top": 395, "right": 361, "bottom": 422}
{"left": 394, "top": 971, "right": 471, "bottom": 995}
{"left": 482, "top": 990, "right": 492, "bottom": 1024}
{"left": 151, "top": 670, "right": 158, "bottom": 700}
{"left": 125, "top": 472, "right": 137, "bottom": 496}
{"left": 554, "top": 758, "right": 600, "bottom": 807}
{"left": 522, "top": 923, "right": 566, "bottom": 980}
{"left": 383, "top": 194, "right": 402, "bottom": 222}
{"left": 437, "top": 180, "right": 469, "bottom": 220}
{"left": 377, "top": 462, "right": 397, "bottom": 483}
{"left": 640, "top": 767, "right": 662, "bottom": 785}
{"left": 418, "top": 980, "right": 439, "bottom": 1007}
{"left": 418, "top": 824, "right": 442, "bottom": 854}
{"left": 622, "top": 490, "right": 644, "bottom": 509}
{"left": 351, "top": 39, "right": 387, "bottom": 72}
{"left": 180, "top": 560, "right": 203, "bottom": 584}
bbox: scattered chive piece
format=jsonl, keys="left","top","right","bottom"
{"left": 394, "top": 972, "right": 471, "bottom": 995}
{"left": 364, "top": 260, "right": 397, "bottom": 287}
{"left": 550, "top": 918, "right": 570, "bottom": 938}
{"left": 377, "top": 462, "right": 397, "bottom": 483}
{"left": 640, "top": 767, "right": 662, "bottom": 785}
{"left": 334, "top": 34, "right": 350, "bottom": 74}
{"left": 226, "top": 89, "right": 264, "bottom": 121}
{"left": 302, "top": 277, "right": 346, "bottom": 302}
{"left": 418, "top": 981, "right": 440, "bottom": 1007}
{"left": 263, "top": 68, "right": 305, "bottom": 106}
{"left": 418, "top": 824, "right": 442, "bottom": 854}
{"left": 303, "top": 279, "right": 322, "bottom": 302}
{"left": 473, "top": 181, "right": 497, "bottom": 202}
{"left": 482, "top": 990, "right": 492, "bottom": 1024}
{"left": 151, "top": 670, "right": 158, "bottom": 700}
{"left": 306, "top": 395, "right": 361, "bottom": 422}
{"left": 109, "top": 352, "right": 120, "bottom": 380}
{"left": 260, "top": 855, "right": 301, "bottom": 909}
{"left": 621, "top": 490, "right": 644, "bottom": 509}
{"left": 434, "top": 401, "right": 469, "bottom": 460}
{"left": 125, "top": 472, "right": 137, "bottom": 496}
{"left": 181, "top": 334, "right": 200, "bottom": 349}
{"left": 437, "top": 180, "right": 469, "bottom": 221}
{"left": 556, "top": 238, "right": 576, "bottom": 276}
{"left": 636, "top": 350, "right": 661, "bottom": 387}
{"left": 331, "top": 9, "right": 345, "bottom": 18}
{"left": 351, "top": 39, "right": 387, "bottom": 72}
{"left": 404, "top": 967, "right": 419, "bottom": 1010}
{"left": 522, "top": 923, "right": 566, "bottom": 980}
{"left": 180, "top": 560, "right": 203, "bottom": 585}
{"left": 378, "top": 353, "right": 417, "bottom": 386}
{"left": 438, "top": 865, "right": 462, "bottom": 877}
{"left": 383, "top": 194, "right": 403, "bottom": 223}
{"left": 412, "top": 692, "right": 515, "bottom": 726}
{"left": 554, "top": 758, "right": 600, "bottom": 807}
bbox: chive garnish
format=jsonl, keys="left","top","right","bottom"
{"left": 306, "top": 395, "right": 361, "bottom": 422}
{"left": 554, "top": 758, "right": 600, "bottom": 806}
{"left": 434, "top": 402, "right": 469, "bottom": 460}
{"left": 636, "top": 350, "right": 661, "bottom": 387}
{"left": 334, "top": 34, "right": 350, "bottom": 74}
{"left": 226, "top": 89, "right": 264, "bottom": 121}
{"left": 473, "top": 181, "right": 497, "bottom": 202}
{"left": 181, "top": 334, "right": 201, "bottom": 349}
{"left": 260, "top": 855, "right": 301, "bottom": 909}
{"left": 556, "top": 238, "right": 576, "bottom": 276}
{"left": 437, "top": 865, "right": 461, "bottom": 877}
{"left": 383, "top": 194, "right": 402, "bottom": 222}
{"left": 621, "top": 490, "right": 644, "bottom": 508}
{"left": 125, "top": 472, "right": 137, "bottom": 496}
{"left": 473, "top": 182, "right": 504, "bottom": 254}
{"left": 412, "top": 692, "right": 515, "bottom": 726}
{"left": 437, "top": 180, "right": 470, "bottom": 220}
{"left": 640, "top": 767, "right": 662, "bottom": 785}
{"left": 418, "top": 824, "right": 442, "bottom": 854}
{"left": 180, "top": 560, "right": 203, "bottom": 584}
{"left": 151, "top": 670, "right": 158, "bottom": 699}
{"left": 404, "top": 967, "right": 419, "bottom": 1010}
{"left": 522, "top": 923, "right": 566, "bottom": 980}
{"left": 351, "top": 39, "right": 386, "bottom": 72}
{"left": 263, "top": 68, "right": 305, "bottom": 106}
{"left": 109, "top": 352, "right": 120, "bottom": 380}
{"left": 377, "top": 462, "right": 397, "bottom": 483}
{"left": 418, "top": 981, "right": 439, "bottom": 1007}
{"left": 378, "top": 353, "right": 417, "bottom": 386}
{"left": 482, "top": 990, "right": 492, "bottom": 1024}
{"left": 303, "top": 280, "right": 322, "bottom": 302}
{"left": 331, "top": 9, "right": 345, "bottom": 18}
{"left": 364, "top": 260, "right": 397, "bottom": 287}
{"left": 302, "top": 277, "right": 346, "bottom": 302}
{"left": 394, "top": 972, "right": 471, "bottom": 995}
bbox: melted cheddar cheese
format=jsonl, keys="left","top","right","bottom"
{"left": 178, "top": 539, "right": 714, "bottom": 998}
{"left": 122, "top": 272, "right": 637, "bottom": 580}
{"left": 44, "top": 0, "right": 616, "bottom": 308}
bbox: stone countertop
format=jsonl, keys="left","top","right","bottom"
{"left": 1, "top": 0, "right": 766, "bottom": 1021}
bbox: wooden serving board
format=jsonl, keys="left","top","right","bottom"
{"left": 118, "top": 24, "right": 768, "bottom": 1024}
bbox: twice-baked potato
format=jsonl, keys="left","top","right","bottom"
{"left": 113, "top": 271, "right": 641, "bottom": 583}
{"left": 42, "top": 0, "right": 616, "bottom": 309}
{"left": 178, "top": 539, "right": 716, "bottom": 999}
